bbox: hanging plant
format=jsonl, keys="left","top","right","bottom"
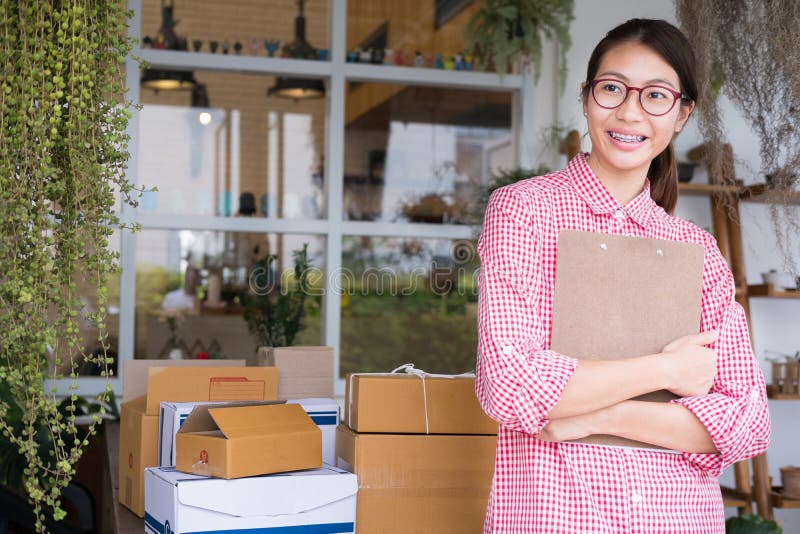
{"left": 464, "top": 0, "right": 574, "bottom": 86}
{"left": 676, "top": 1, "right": 800, "bottom": 274}
{"left": 0, "top": 1, "right": 139, "bottom": 530}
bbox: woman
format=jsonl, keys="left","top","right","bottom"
{"left": 476, "top": 19, "right": 770, "bottom": 533}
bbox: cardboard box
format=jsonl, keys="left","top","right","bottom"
{"left": 144, "top": 465, "right": 357, "bottom": 533}
{"left": 335, "top": 425, "right": 496, "bottom": 533}
{"left": 175, "top": 403, "right": 322, "bottom": 479}
{"left": 122, "top": 359, "right": 246, "bottom": 403}
{"left": 258, "top": 346, "right": 334, "bottom": 399}
{"left": 345, "top": 373, "right": 497, "bottom": 434}
{"left": 118, "top": 363, "right": 274, "bottom": 517}
{"left": 119, "top": 397, "right": 158, "bottom": 518}
{"left": 159, "top": 398, "right": 339, "bottom": 467}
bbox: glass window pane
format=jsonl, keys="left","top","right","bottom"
{"left": 344, "top": 83, "right": 513, "bottom": 223}
{"left": 141, "top": 0, "right": 329, "bottom": 59}
{"left": 134, "top": 230, "right": 324, "bottom": 360}
{"left": 340, "top": 236, "right": 479, "bottom": 376}
{"left": 347, "top": 1, "right": 483, "bottom": 70}
{"left": 138, "top": 71, "right": 326, "bottom": 219}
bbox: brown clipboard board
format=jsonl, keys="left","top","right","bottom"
{"left": 550, "top": 230, "right": 704, "bottom": 450}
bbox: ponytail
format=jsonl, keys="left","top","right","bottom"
{"left": 648, "top": 142, "right": 678, "bottom": 214}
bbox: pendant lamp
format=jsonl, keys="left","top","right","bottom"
{"left": 141, "top": 0, "right": 196, "bottom": 91}
{"left": 267, "top": 0, "right": 325, "bottom": 101}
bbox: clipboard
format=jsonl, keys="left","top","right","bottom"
{"left": 550, "top": 230, "right": 704, "bottom": 449}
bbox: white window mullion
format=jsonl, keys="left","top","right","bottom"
{"left": 326, "top": 0, "right": 347, "bottom": 395}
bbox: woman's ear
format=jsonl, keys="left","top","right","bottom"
{"left": 675, "top": 101, "right": 695, "bottom": 133}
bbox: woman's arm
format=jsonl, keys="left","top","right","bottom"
{"left": 549, "top": 331, "right": 717, "bottom": 419}
{"left": 539, "top": 400, "right": 718, "bottom": 453}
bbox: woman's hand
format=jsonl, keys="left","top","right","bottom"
{"left": 659, "top": 330, "right": 719, "bottom": 397}
{"left": 537, "top": 409, "right": 609, "bottom": 442}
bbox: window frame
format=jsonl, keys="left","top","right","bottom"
{"left": 54, "top": 0, "right": 537, "bottom": 398}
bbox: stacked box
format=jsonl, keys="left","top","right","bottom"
{"left": 118, "top": 363, "right": 277, "bottom": 517}
{"left": 337, "top": 371, "right": 498, "bottom": 533}
{"left": 159, "top": 397, "right": 339, "bottom": 467}
{"left": 145, "top": 465, "right": 357, "bottom": 533}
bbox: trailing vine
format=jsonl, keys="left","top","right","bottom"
{"left": 676, "top": 0, "right": 800, "bottom": 274}
{"left": 0, "top": 1, "right": 138, "bottom": 529}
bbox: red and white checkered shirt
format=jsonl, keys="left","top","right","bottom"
{"left": 476, "top": 153, "right": 771, "bottom": 533}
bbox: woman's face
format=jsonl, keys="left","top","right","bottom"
{"left": 583, "top": 41, "right": 694, "bottom": 181}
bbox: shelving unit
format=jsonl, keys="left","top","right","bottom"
{"left": 688, "top": 176, "right": 800, "bottom": 520}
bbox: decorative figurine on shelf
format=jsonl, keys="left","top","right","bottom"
{"left": 359, "top": 47, "right": 371, "bottom": 63}
{"left": 249, "top": 38, "right": 260, "bottom": 56}
{"left": 192, "top": 39, "right": 202, "bottom": 52}
{"left": 394, "top": 49, "right": 404, "bottom": 66}
{"left": 233, "top": 41, "right": 243, "bottom": 55}
{"left": 454, "top": 53, "right": 464, "bottom": 70}
{"left": 464, "top": 54, "right": 474, "bottom": 70}
{"left": 346, "top": 49, "right": 358, "bottom": 63}
{"left": 371, "top": 47, "right": 384, "bottom": 64}
{"left": 209, "top": 40, "right": 219, "bottom": 54}
{"left": 435, "top": 53, "right": 444, "bottom": 69}
{"left": 425, "top": 52, "right": 433, "bottom": 68}
{"left": 221, "top": 39, "right": 230, "bottom": 55}
{"left": 444, "top": 55, "right": 455, "bottom": 70}
{"left": 152, "top": 32, "right": 168, "bottom": 49}
{"left": 264, "top": 39, "right": 280, "bottom": 57}
{"left": 414, "top": 51, "right": 424, "bottom": 68}
{"left": 142, "top": 35, "right": 153, "bottom": 48}
{"left": 383, "top": 48, "right": 394, "bottom": 65}
{"left": 318, "top": 48, "right": 329, "bottom": 60}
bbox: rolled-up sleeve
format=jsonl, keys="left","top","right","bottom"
{"left": 672, "top": 234, "right": 771, "bottom": 475}
{"left": 475, "top": 186, "right": 577, "bottom": 435}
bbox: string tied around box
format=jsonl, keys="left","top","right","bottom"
{"left": 347, "top": 364, "right": 473, "bottom": 434}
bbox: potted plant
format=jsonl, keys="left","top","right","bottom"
{"left": 244, "top": 244, "right": 313, "bottom": 350}
{"left": 725, "top": 514, "right": 782, "bottom": 534}
{"left": 464, "top": 0, "right": 574, "bottom": 84}
{"left": 0, "top": 2, "right": 138, "bottom": 530}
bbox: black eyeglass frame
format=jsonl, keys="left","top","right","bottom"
{"left": 588, "top": 78, "right": 690, "bottom": 117}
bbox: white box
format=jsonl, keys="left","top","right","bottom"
{"left": 144, "top": 465, "right": 357, "bottom": 534}
{"left": 159, "top": 398, "right": 340, "bottom": 467}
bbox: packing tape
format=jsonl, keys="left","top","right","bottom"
{"left": 347, "top": 363, "right": 474, "bottom": 434}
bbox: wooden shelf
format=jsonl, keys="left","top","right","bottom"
{"left": 677, "top": 182, "right": 741, "bottom": 196}
{"left": 766, "top": 385, "right": 800, "bottom": 400}
{"left": 747, "top": 283, "right": 800, "bottom": 299}
{"left": 771, "top": 487, "right": 800, "bottom": 509}
{"left": 740, "top": 184, "right": 800, "bottom": 205}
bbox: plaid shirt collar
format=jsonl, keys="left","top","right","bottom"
{"left": 567, "top": 152, "right": 655, "bottom": 228}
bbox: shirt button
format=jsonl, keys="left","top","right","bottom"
{"left": 502, "top": 345, "right": 514, "bottom": 355}
{"left": 631, "top": 493, "right": 642, "bottom": 504}
{"left": 613, "top": 209, "right": 626, "bottom": 220}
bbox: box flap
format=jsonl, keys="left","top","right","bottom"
{"left": 205, "top": 404, "right": 317, "bottom": 439}
{"left": 145, "top": 367, "right": 278, "bottom": 414}
{"left": 176, "top": 466, "right": 358, "bottom": 517}
{"left": 122, "top": 359, "right": 245, "bottom": 403}
{"left": 175, "top": 401, "right": 285, "bottom": 435}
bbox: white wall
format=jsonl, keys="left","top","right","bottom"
{"left": 544, "top": 1, "right": 800, "bottom": 530}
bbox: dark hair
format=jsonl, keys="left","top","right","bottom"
{"left": 582, "top": 19, "right": 697, "bottom": 214}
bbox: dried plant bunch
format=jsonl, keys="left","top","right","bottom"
{"left": 676, "top": 0, "right": 800, "bottom": 273}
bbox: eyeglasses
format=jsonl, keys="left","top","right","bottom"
{"left": 589, "top": 78, "right": 688, "bottom": 116}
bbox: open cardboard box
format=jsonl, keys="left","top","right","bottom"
{"left": 118, "top": 361, "right": 276, "bottom": 517}
{"left": 160, "top": 398, "right": 339, "bottom": 468}
{"left": 175, "top": 403, "right": 321, "bottom": 479}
